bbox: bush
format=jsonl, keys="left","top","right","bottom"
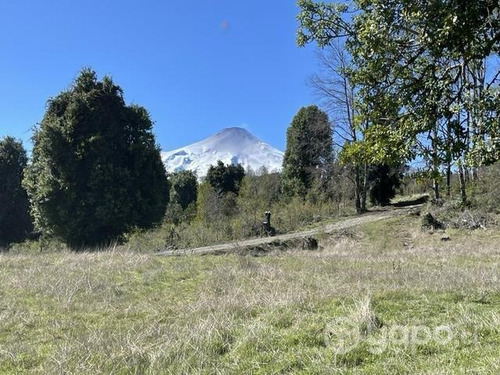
{"left": 237, "top": 172, "right": 281, "bottom": 234}
{"left": 423, "top": 196, "right": 496, "bottom": 230}
{"left": 449, "top": 210, "right": 495, "bottom": 230}
{"left": 166, "top": 170, "right": 198, "bottom": 224}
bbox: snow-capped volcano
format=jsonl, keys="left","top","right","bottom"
{"left": 161, "top": 127, "right": 284, "bottom": 178}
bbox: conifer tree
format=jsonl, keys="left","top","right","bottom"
{"left": 0, "top": 137, "right": 33, "bottom": 247}
{"left": 24, "top": 69, "right": 169, "bottom": 248}
{"left": 281, "top": 105, "right": 333, "bottom": 197}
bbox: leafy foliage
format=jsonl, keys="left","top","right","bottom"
{"left": 24, "top": 68, "right": 169, "bottom": 248}
{"left": 297, "top": 0, "right": 500, "bottom": 203}
{"left": 0, "top": 137, "right": 33, "bottom": 247}
{"left": 169, "top": 170, "right": 198, "bottom": 210}
{"left": 237, "top": 171, "right": 282, "bottom": 235}
{"left": 368, "top": 164, "right": 404, "bottom": 206}
{"left": 194, "top": 182, "right": 239, "bottom": 244}
{"left": 281, "top": 105, "right": 333, "bottom": 197}
{"left": 205, "top": 160, "right": 245, "bottom": 196}
{"left": 165, "top": 170, "right": 198, "bottom": 225}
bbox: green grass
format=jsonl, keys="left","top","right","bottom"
{"left": 0, "top": 214, "right": 499, "bottom": 374}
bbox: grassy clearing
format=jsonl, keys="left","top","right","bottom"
{"left": 0, "top": 214, "right": 499, "bottom": 374}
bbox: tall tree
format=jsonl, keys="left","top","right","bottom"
{"left": 297, "top": 0, "right": 500, "bottom": 203}
{"left": 24, "top": 68, "right": 169, "bottom": 249}
{"left": 308, "top": 42, "right": 369, "bottom": 212}
{"left": 0, "top": 137, "right": 33, "bottom": 247}
{"left": 281, "top": 105, "right": 333, "bottom": 197}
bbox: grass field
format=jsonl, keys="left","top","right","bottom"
{"left": 1, "top": 213, "right": 499, "bottom": 374}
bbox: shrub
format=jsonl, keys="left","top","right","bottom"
{"left": 472, "top": 163, "right": 500, "bottom": 213}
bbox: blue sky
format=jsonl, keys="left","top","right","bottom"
{"left": 0, "top": 1, "right": 319, "bottom": 152}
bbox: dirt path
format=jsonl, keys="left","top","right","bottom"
{"left": 156, "top": 205, "right": 421, "bottom": 257}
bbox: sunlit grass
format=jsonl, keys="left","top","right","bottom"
{"left": 0, "top": 214, "right": 499, "bottom": 373}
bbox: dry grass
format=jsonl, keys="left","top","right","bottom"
{"left": 0, "top": 214, "right": 499, "bottom": 373}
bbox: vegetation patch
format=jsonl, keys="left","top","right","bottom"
{"left": 0, "top": 215, "right": 499, "bottom": 373}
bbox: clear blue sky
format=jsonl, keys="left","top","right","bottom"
{"left": 0, "top": 0, "right": 319, "bottom": 152}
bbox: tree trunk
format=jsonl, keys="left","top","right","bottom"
{"left": 464, "top": 167, "right": 470, "bottom": 183}
{"left": 458, "top": 159, "right": 467, "bottom": 204}
{"left": 433, "top": 178, "right": 440, "bottom": 201}
{"left": 472, "top": 167, "right": 479, "bottom": 181}
{"left": 445, "top": 118, "right": 453, "bottom": 197}
{"left": 446, "top": 163, "right": 451, "bottom": 197}
{"left": 360, "top": 163, "right": 368, "bottom": 212}
{"left": 431, "top": 121, "right": 440, "bottom": 201}
{"left": 354, "top": 166, "right": 362, "bottom": 214}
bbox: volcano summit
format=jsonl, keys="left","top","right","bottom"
{"left": 161, "top": 127, "right": 284, "bottom": 178}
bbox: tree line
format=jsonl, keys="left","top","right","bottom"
{"left": 0, "top": 66, "right": 399, "bottom": 250}
{"left": 2, "top": 0, "right": 498, "bottom": 249}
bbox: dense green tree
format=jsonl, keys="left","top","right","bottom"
{"left": 369, "top": 164, "right": 405, "bottom": 206}
{"left": 0, "top": 137, "right": 33, "bottom": 247}
{"left": 24, "top": 68, "right": 169, "bottom": 249}
{"left": 169, "top": 170, "right": 198, "bottom": 210}
{"left": 205, "top": 160, "right": 245, "bottom": 196}
{"left": 281, "top": 105, "right": 333, "bottom": 197}
{"left": 165, "top": 170, "right": 198, "bottom": 224}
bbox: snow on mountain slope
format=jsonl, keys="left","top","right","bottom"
{"left": 161, "top": 127, "right": 284, "bottom": 178}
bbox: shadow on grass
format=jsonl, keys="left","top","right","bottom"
{"left": 392, "top": 195, "right": 429, "bottom": 208}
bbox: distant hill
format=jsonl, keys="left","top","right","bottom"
{"left": 161, "top": 127, "right": 284, "bottom": 178}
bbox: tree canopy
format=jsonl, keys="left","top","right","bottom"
{"left": 297, "top": 0, "right": 500, "bottom": 202}
{"left": 205, "top": 160, "right": 245, "bottom": 196}
{"left": 281, "top": 105, "right": 333, "bottom": 197}
{"left": 169, "top": 170, "right": 198, "bottom": 210}
{"left": 0, "top": 137, "right": 33, "bottom": 247}
{"left": 24, "top": 68, "right": 169, "bottom": 248}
